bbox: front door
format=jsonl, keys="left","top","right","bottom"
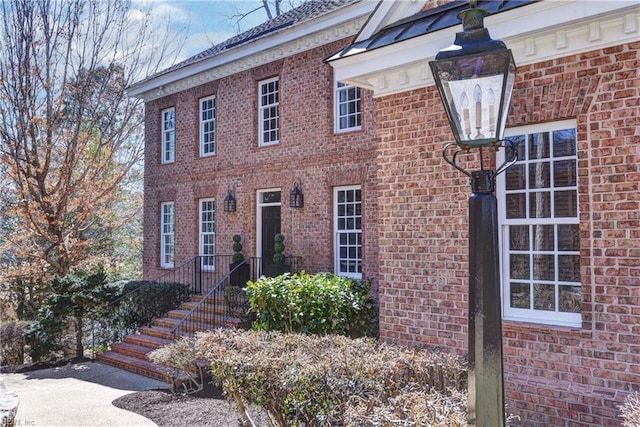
{"left": 257, "top": 190, "right": 281, "bottom": 276}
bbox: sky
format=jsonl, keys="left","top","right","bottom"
{"left": 138, "top": 1, "right": 282, "bottom": 62}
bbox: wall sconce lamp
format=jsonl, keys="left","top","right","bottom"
{"left": 223, "top": 189, "right": 237, "bottom": 213}
{"left": 290, "top": 181, "right": 304, "bottom": 208}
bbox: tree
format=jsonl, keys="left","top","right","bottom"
{"left": 0, "top": 0, "right": 182, "bottom": 359}
{"left": 0, "top": 0, "right": 179, "bottom": 278}
{"left": 226, "top": 0, "right": 308, "bottom": 33}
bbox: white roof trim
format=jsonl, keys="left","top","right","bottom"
{"left": 355, "top": 0, "right": 423, "bottom": 42}
{"left": 331, "top": 0, "right": 639, "bottom": 98}
{"left": 129, "top": 1, "right": 377, "bottom": 101}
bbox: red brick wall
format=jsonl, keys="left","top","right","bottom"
{"left": 143, "top": 38, "right": 379, "bottom": 287}
{"left": 374, "top": 42, "right": 639, "bottom": 426}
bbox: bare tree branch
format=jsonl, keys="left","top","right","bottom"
{"left": 0, "top": 0, "right": 181, "bottom": 277}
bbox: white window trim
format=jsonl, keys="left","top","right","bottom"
{"left": 334, "top": 81, "right": 362, "bottom": 133}
{"left": 160, "top": 202, "right": 174, "bottom": 269}
{"left": 161, "top": 108, "right": 175, "bottom": 164}
{"left": 497, "top": 119, "right": 581, "bottom": 327}
{"left": 199, "top": 96, "right": 216, "bottom": 157}
{"left": 334, "top": 185, "right": 363, "bottom": 280}
{"left": 258, "top": 77, "right": 279, "bottom": 147}
{"left": 199, "top": 198, "right": 215, "bottom": 271}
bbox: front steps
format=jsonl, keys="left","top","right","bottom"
{"left": 97, "top": 294, "right": 244, "bottom": 381}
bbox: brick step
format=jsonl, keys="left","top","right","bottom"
{"left": 139, "top": 325, "right": 175, "bottom": 340}
{"left": 167, "top": 309, "right": 225, "bottom": 322}
{"left": 152, "top": 316, "right": 220, "bottom": 333}
{"left": 178, "top": 301, "right": 226, "bottom": 314}
{"left": 110, "top": 342, "right": 155, "bottom": 359}
{"left": 124, "top": 333, "right": 173, "bottom": 349}
{"left": 97, "top": 351, "right": 170, "bottom": 382}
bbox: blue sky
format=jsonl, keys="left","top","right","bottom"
{"left": 143, "top": 1, "right": 280, "bottom": 60}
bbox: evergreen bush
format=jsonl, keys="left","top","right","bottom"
{"left": 245, "top": 272, "right": 377, "bottom": 337}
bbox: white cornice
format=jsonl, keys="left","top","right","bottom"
{"left": 331, "top": 1, "right": 639, "bottom": 98}
{"left": 129, "top": 2, "right": 377, "bottom": 101}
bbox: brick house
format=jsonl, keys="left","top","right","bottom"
{"left": 129, "top": 0, "right": 639, "bottom": 425}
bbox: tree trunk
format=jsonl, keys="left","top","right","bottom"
{"left": 75, "top": 315, "right": 84, "bottom": 359}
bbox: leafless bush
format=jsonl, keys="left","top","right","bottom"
{"left": 0, "top": 321, "right": 26, "bottom": 366}
{"left": 195, "top": 329, "right": 466, "bottom": 426}
{"left": 620, "top": 391, "right": 640, "bottom": 427}
{"left": 149, "top": 336, "right": 204, "bottom": 395}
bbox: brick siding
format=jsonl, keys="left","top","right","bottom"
{"left": 374, "top": 42, "right": 639, "bottom": 426}
{"left": 143, "top": 38, "right": 379, "bottom": 288}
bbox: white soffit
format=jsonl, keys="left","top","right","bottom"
{"left": 332, "top": 1, "right": 640, "bottom": 98}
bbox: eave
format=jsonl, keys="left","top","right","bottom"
{"left": 328, "top": 0, "right": 639, "bottom": 98}
{"left": 127, "top": 1, "right": 377, "bottom": 101}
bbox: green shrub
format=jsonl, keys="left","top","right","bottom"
{"left": 105, "top": 280, "right": 191, "bottom": 340}
{"left": 0, "top": 321, "right": 26, "bottom": 366}
{"left": 193, "top": 329, "right": 467, "bottom": 426}
{"left": 245, "top": 272, "right": 377, "bottom": 337}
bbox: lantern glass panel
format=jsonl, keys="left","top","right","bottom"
{"left": 431, "top": 50, "right": 515, "bottom": 148}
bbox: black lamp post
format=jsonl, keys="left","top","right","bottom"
{"left": 429, "top": 3, "right": 516, "bottom": 427}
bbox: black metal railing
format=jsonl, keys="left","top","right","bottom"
{"left": 170, "top": 255, "right": 301, "bottom": 338}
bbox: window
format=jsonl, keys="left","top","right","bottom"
{"left": 335, "top": 82, "right": 361, "bottom": 132}
{"left": 200, "top": 96, "right": 215, "bottom": 156}
{"left": 161, "top": 108, "right": 175, "bottom": 163}
{"left": 258, "top": 77, "right": 279, "bottom": 146}
{"left": 497, "top": 120, "right": 581, "bottom": 327}
{"left": 160, "top": 202, "right": 174, "bottom": 268}
{"left": 199, "top": 198, "right": 215, "bottom": 270}
{"left": 334, "top": 185, "right": 362, "bottom": 279}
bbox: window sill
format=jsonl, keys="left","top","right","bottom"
{"left": 503, "top": 320, "right": 592, "bottom": 339}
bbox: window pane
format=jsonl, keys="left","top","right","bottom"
{"left": 529, "top": 162, "right": 550, "bottom": 188}
{"left": 532, "top": 225, "right": 554, "bottom": 251}
{"left": 510, "top": 282, "right": 530, "bottom": 309}
{"left": 529, "top": 132, "right": 550, "bottom": 159}
{"left": 554, "top": 159, "right": 576, "bottom": 187}
{"left": 553, "top": 129, "right": 576, "bottom": 157}
{"left": 533, "top": 284, "right": 555, "bottom": 311}
{"left": 533, "top": 254, "right": 554, "bottom": 281}
{"left": 506, "top": 164, "right": 525, "bottom": 190}
{"left": 506, "top": 193, "right": 526, "bottom": 218}
{"left": 509, "top": 225, "right": 529, "bottom": 250}
{"left": 558, "top": 224, "right": 580, "bottom": 251}
{"left": 510, "top": 254, "right": 530, "bottom": 280}
{"left": 529, "top": 192, "right": 551, "bottom": 218}
{"left": 554, "top": 190, "right": 577, "bottom": 218}
{"left": 558, "top": 255, "right": 580, "bottom": 282}
{"left": 559, "top": 285, "right": 581, "bottom": 313}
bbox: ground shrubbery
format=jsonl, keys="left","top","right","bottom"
{"left": 152, "top": 330, "right": 467, "bottom": 426}
{"left": 620, "top": 391, "right": 640, "bottom": 427}
{"left": 0, "top": 321, "right": 26, "bottom": 366}
{"left": 3, "top": 276, "right": 190, "bottom": 365}
{"left": 245, "top": 272, "right": 377, "bottom": 337}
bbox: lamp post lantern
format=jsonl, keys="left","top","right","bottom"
{"left": 429, "top": 3, "right": 517, "bottom": 427}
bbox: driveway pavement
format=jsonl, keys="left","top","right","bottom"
{"left": 1, "top": 361, "right": 168, "bottom": 427}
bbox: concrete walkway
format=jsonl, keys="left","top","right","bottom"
{"left": 0, "top": 361, "right": 168, "bottom": 427}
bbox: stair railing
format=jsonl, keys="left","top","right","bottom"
{"left": 171, "top": 256, "right": 302, "bottom": 338}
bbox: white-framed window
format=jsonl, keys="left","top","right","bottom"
{"left": 161, "top": 107, "right": 175, "bottom": 164}
{"left": 497, "top": 120, "right": 581, "bottom": 327}
{"left": 335, "top": 82, "right": 361, "bottom": 132}
{"left": 334, "top": 185, "right": 362, "bottom": 279}
{"left": 199, "top": 198, "right": 215, "bottom": 270}
{"left": 200, "top": 96, "right": 215, "bottom": 156}
{"left": 258, "top": 77, "right": 279, "bottom": 146}
{"left": 160, "top": 202, "right": 174, "bottom": 268}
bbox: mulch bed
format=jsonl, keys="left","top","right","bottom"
{"left": 113, "top": 382, "right": 269, "bottom": 427}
